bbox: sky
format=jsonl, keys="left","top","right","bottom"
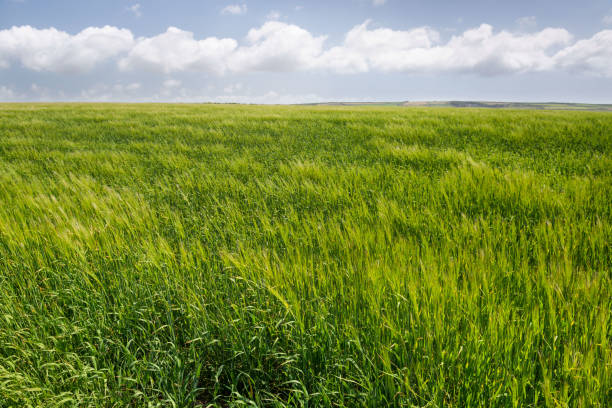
{"left": 1, "top": 0, "right": 612, "bottom": 103}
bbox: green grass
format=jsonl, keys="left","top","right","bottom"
{"left": 0, "top": 103, "right": 610, "bottom": 407}
{"left": 311, "top": 101, "right": 612, "bottom": 111}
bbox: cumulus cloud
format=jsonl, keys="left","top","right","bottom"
{"left": 372, "top": 0, "right": 387, "bottom": 6}
{"left": 318, "top": 22, "right": 571, "bottom": 75}
{"left": 118, "top": 27, "right": 237, "bottom": 74}
{"left": 228, "top": 21, "right": 327, "bottom": 72}
{"left": 0, "top": 25, "right": 134, "bottom": 72}
{"left": 118, "top": 22, "right": 327, "bottom": 74}
{"left": 603, "top": 15, "right": 612, "bottom": 25}
{"left": 1, "top": 21, "right": 612, "bottom": 77}
{"left": 435, "top": 24, "right": 572, "bottom": 75}
{"left": 554, "top": 30, "right": 612, "bottom": 76}
{"left": 318, "top": 20, "right": 440, "bottom": 73}
{"left": 221, "top": 4, "right": 247, "bottom": 15}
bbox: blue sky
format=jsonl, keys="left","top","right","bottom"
{"left": 1, "top": 0, "right": 612, "bottom": 103}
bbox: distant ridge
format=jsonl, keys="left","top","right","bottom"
{"left": 304, "top": 101, "right": 612, "bottom": 111}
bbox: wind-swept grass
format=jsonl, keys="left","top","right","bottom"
{"left": 0, "top": 103, "right": 610, "bottom": 407}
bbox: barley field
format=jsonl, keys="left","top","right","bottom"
{"left": 0, "top": 103, "right": 610, "bottom": 407}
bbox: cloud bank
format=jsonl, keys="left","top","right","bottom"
{"left": 0, "top": 25, "right": 134, "bottom": 72}
{"left": 117, "top": 27, "right": 237, "bottom": 74}
{"left": 0, "top": 21, "right": 611, "bottom": 77}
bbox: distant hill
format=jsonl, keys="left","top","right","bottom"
{"left": 305, "top": 101, "right": 612, "bottom": 111}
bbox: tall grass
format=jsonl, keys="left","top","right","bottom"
{"left": 0, "top": 103, "right": 610, "bottom": 407}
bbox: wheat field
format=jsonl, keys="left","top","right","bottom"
{"left": 0, "top": 103, "right": 610, "bottom": 407}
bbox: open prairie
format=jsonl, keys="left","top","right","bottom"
{"left": 0, "top": 104, "right": 610, "bottom": 407}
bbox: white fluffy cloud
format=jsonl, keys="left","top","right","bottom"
{"left": 0, "top": 25, "right": 133, "bottom": 72}
{"left": 1, "top": 21, "right": 611, "bottom": 77}
{"left": 319, "top": 22, "right": 572, "bottom": 75}
{"left": 554, "top": 30, "right": 612, "bottom": 76}
{"left": 436, "top": 24, "right": 572, "bottom": 75}
{"left": 318, "top": 20, "right": 441, "bottom": 73}
{"left": 118, "top": 22, "right": 327, "bottom": 75}
{"left": 118, "top": 27, "right": 237, "bottom": 74}
{"left": 228, "top": 21, "right": 327, "bottom": 72}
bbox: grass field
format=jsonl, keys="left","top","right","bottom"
{"left": 0, "top": 104, "right": 610, "bottom": 407}
{"left": 310, "top": 101, "right": 612, "bottom": 112}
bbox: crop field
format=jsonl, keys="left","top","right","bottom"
{"left": 0, "top": 103, "right": 610, "bottom": 407}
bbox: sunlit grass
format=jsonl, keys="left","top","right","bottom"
{"left": 0, "top": 103, "right": 610, "bottom": 407}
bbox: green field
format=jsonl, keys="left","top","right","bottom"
{"left": 309, "top": 101, "right": 612, "bottom": 112}
{"left": 0, "top": 104, "right": 610, "bottom": 407}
